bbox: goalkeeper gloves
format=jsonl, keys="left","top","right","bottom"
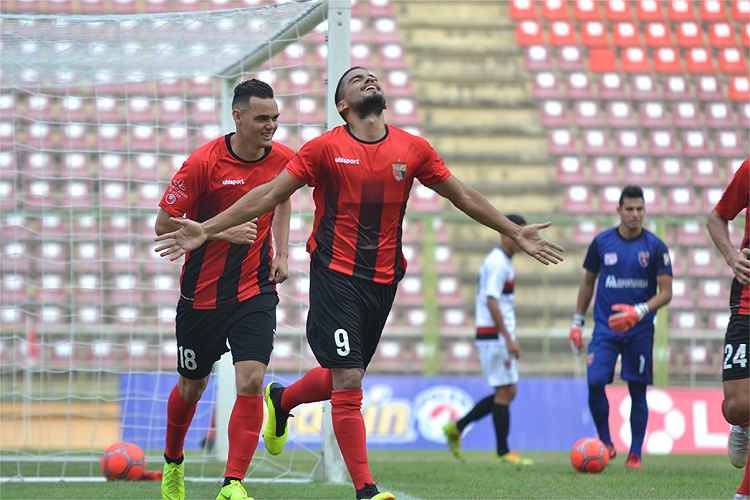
{"left": 608, "top": 303, "right": 649, "bottom": 333}
{"left": 569, "top": 313, "right": 585, "bottom": 353}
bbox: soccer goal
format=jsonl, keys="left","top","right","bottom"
{"left": 0, "top": 0, "right": 350, "bottom": 484}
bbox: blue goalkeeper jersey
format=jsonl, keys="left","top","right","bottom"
{"left": 584, "top": 228, "right": 672, "bottom": 337}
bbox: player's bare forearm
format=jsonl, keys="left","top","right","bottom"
{"left": 203, "top": 171, "right": 302, "bottom": 238}
{"left": 487, "top": 297, "right": 512, "bottom": 341}
{"left": 272, "top": 198, "right": 291, "bottom": 257}
{"left": 707, "top": 210, "right": 736, "bottom": 266}
{"left": 575, "top": 271, "right": 596, "bottom": 316}
{"left": 645, "top": 274, "right": 673, "bottom": 313}
{"left": 155, "top": 209, "right": 183, "bottom": 236}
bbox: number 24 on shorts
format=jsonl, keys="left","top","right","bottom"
{"left": 334, "top": 329, "right": 350, "bottom": 357}
{"left": 724, "top": 343, "right": 748, "bottom": 369}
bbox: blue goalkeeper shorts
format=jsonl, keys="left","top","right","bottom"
{"left": 587, "top": 330, "right": 654, "bottom": 386}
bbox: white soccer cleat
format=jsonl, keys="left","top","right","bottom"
{"left": 733, "top": 494, "right": 749, "bottom": 500}
{"left": 728, "top": 425, "right": 748, "bottom": 469}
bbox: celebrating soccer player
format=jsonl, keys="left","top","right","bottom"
{"left": 568, "top": 185, "right": 673, "bottom": 469}
{"left": 443, "top": 214, "right": 534, "bottom": 466}
{"left": 155, "top": 66, "right": 564, "bottom": 500}
{"left": 157, "top": 79, "right": 293, "bottom": 500}
{"left": 707, "top": 158, "right": 750, "bottom": 500}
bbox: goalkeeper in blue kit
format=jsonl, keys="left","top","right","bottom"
{"left": 569, "top": 186, "right": 672, "bottom": 468}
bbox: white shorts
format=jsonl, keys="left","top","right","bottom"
{"left": 476, "top": 339, "right": 518, "bottom": 387}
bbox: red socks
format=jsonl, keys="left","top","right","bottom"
{"left": 164, "top": 385, "right": 197, "bottom": 460}
{"left": 281, "top": 367, "right": 333, "bottom": 412}
{"left": 738, "top": 447, "right": 750, "bottom": 495}
{"left": 331, "top": 388, "right": 373, "bottom": 490}
{"left": 224, "top": 394, "right": 263, "bottom": 480}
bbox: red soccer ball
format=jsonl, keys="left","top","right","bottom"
{"left": 570, "top": 437, "right": 609, "bottom": 473}
{"left": 100, "top": 441, "right": 145, "bottom": 480}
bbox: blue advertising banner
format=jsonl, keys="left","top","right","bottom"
{"left": 120, "top": 374, "right": 595, "bottom": 452}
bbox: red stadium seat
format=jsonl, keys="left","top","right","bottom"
{"left": 590, "top": 157, "right": 621, "bottom": 184}
{"left": 657, "top": 157, "right": 686, "bottom": 185}
{"left": 64, "top": 181, "right": 93, "bottom": 208}
{"left": 666, "top": 186, "right": 700, "bottom": 214}
{"left": 617, "top": 130, "right": 647, "bottom": 156}
{"left": 40, "top": 214, "right": 66, "bottom": 237}
{"left": 676, "top": 220, "right": 709, "bottom": 245}
{"left": 645, "top": 22, "right": 672, "bottom": 47}
{"left": 708, "top": 22, "right": 737, "bottom": 47}
{"left": 686, "top": 248, "right": 716, "bottom": 276}
{"left": 650, "top": 129, "right": 679, "bottom": 156}
{"left": 630, "top": 74, "right": 660, "bottom": 100}
{"left": 0, "top": 152, "right": 14, "bottom": 179}
{"left": 716, "top": 130, "right": 745, "bottom": 157}
{"left": 2, "top": 273, "right": 27, "bottom": 305}
{"left": 532, "top": 72, "right": 564, "bottom": 98}
{"left": 2, "top": 241, "right": 31, "bottom": 273}
{"left": 670, "top": 278, "right": 693, "bottom": 308}
{"left": 686, "top": 47, "right": 715, "bottom": 73}
{"left": 668, "top": 0, "right": 696, "bottom": 20}
{"left": 718, "top": 48, "right": 748, "bottom": 74}
{"left": 509, "top": 0, "right": 537, "bottom": 19}
{"left": 598, "top": 186, "right": 622, "bottom": 213}
{"left": 636, "top": 0, "right": 664, "bottom": 21}
{"left": 599, "top": 72, "right": 627, "bottom": 99}
{"left": 525, "top": 46, "right": 554, "bottom": 71}
{"left": 701, "top": 0, "right": 728, "bottom": 21}
{"left": 697, "top": 75, "right": 724, "bottom": 100}
{"left": 581, "top": 21, "right": 609, "bottom": 47}
{"left": 0, "top": 180, "right": 15, "bottom": 209}
{"left": 683, "top": 130, "right": 709, "bottom": 156}
{"left": 734, "top": 0, "right": 750, "bottom": 21}
{"left": 699, "top": 279, "right": 729, "bottom": 308}
{"left": 563, "top": 185, "right": 597, "bottom": 213}
{"left": 606, "top": 0, "right": 633, "bottom": 20}
{"left": 25, "top": 180, "right": 54, "bottom": 208}
{"left": 729, "top": 76, "right": 750, "bottom": 101}
{"left": 640, "top": 101, "right": 670, "bottom": 127}
{"left": 692, "top": 158, "right": 722, "bottom": 186}
{"left": 642, "top": 187, "right": 664, "bottom": 214}
{"left": 107, "top": 242, "right": 138, "bottom": 273}
{"left": 558, "top": 46, "right": 585, "bottom": 70}
{"left": 557, "top": 156, "right": 585, "bottom": 183}
{"left": 573, "top": 0, "right": 600, "bottom": 19}
{"left": 38, "top": 274, "right": 67, "bottom": 304}
{"left": 541, "top": 0, "right": 569, "bottom": 19}
{"left": 673, "top": 101, "right": 700, "bottom": 128}
{"left": 654, "top": 47, "right": 682, "bottom": 73}
{"left": 582, "top": 129, "right": 613, "bottom": 155}
{"left": 37, "top": 242, "right": 67, "bottom": 273}
{"left": 541, "top": 100, "right": 569, "bottom": 126}
{"left": 548, "top": 128, "right": 577, "bottom": 155}
{"left": 589, "top": 47, "right": 618, "bottom": 72}
{"left": 706, "top": 102, "right": 737, "bottom": 128}
{"left": 549, "top": 21, "right": 577, "bottom": 46}
{"left": 516, "top": 20, "right": 544, "bottom": 45}
{"left": 676, "top": 22, "right": 704, "bottom": 47}
{"left": 613, "top": 22, "right": 640, "bottom": 46}
{"left": 572, "top": 220, "right": 599, "bottom": 244}
{"left": 576, "top": 100, "right": 606, "bottom": 126}
{"left": 567, "top": 71, "right": 593, "bottom": 98}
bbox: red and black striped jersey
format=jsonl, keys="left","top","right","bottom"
{"left": 159, "top": 135, "right": 294, "bottom": 309}
{"left": 714, "top": 159, "right": 750, "bottom": 315}
{"left": 287, "top": 125, "right": 452, "bottom": 284}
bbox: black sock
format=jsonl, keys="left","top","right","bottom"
{"left": 164, "top": 454, "right": 184, "bottom": 465}
{"left": 223, "top": 476, "right": 241, "bottom": 487}
{"left": 457, "top": 394, "right": 494, "bottom": 432}
{"left": 356, "top": 483, "right": 379, "bottom": 499}
{"left": 492, "top": 403, "right": 510, "bottom": 456}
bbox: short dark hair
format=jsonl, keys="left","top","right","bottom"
{"left": 232, "top": 79, "right": 274, "bottom": 109}
{"left": 506, "top": 213, "right": 527, "bottom": 226}
{"left": 334, "top": 66, "right": 366, "bottom": 105}
{"left": 619, "top": 185, "right": 645, "bottom": 206}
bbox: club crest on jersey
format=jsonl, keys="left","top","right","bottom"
{"left": 392, "top": 162, "right": 406, "bottom": 181}
{"left": 604, "top": 252, "right": 618, "bottom": 266}
{"left": 639, "top": 251, "right": 650, "bottom": 268}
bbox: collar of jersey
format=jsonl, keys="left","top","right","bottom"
{"left": 614, "top": 226, "right": 645, "bottom": 242}
{"left": 345, "top": 124, "right": 389, "bottom": 144}
{"left": 225, "top": 133, "right": 271, "bottom": 164}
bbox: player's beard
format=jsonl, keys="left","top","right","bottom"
{"left": 352, "top": 92, "right": 386, "bottom": 119}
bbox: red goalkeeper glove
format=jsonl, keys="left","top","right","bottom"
{"left": 569, "top": 313, "right": 585, "bottom": 353}
{"left": 608, "top": 303, "right": 649, "bottom": 333}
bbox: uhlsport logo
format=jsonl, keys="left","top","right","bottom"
{"left": 335, "top": 156, "right": 360, "bottom": 165}
{"left": 223, "top": 179, "right": 245, "bottom": 186}
{"left": 413, "top": 385, "right": 474, "bottom": 443}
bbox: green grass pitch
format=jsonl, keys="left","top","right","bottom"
{"left": 0, "top": 450, "right": 739, "bottom": 499}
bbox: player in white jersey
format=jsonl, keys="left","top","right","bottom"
{"left": 443, "top": 214, "right": 533, "bottom": 465}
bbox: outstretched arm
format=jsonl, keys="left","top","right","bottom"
{"left": 155, "top": 171, "right": 304, "bottom": 261}
{"left": 429, "top": 176, "right": 564, "bottom": 265}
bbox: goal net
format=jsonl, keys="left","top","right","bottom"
{"left": 0, "top": 0, "right": 349, "bottom": 483}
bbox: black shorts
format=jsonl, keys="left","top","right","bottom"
{"left": 175, "top": 293, "right": 278, "bottom": 379}
{"left": 306, "top": 259, "right": 397, "bottom": 370}
{"left": 722, "top": 313, "right": 749, "bottom": 382}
